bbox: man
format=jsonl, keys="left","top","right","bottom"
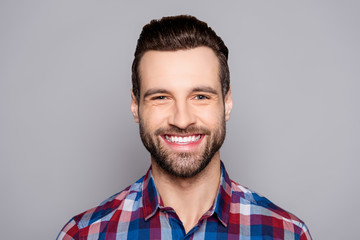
{"left": 58, "top": 15, "right": 312, "bottom": 239}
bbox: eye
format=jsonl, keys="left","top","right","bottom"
{"left": 194, "top": 95, "right": 208, "bottom": 100}
{"left": 152, "top": 95, "right": 167, "bottom": 100}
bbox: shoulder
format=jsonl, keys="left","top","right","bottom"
{"left": 230, "top": 180, "right": 312, "bottom": 239}
{"left": 76, "top": 178, "right": 143, "bottom": 228}
{"left": 230, "top": 180, "right": 302, "bottom": 222}
{"left": 57, "top": 177, "right": 145, "bottom": 239}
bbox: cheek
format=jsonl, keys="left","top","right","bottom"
{"left": 140, "top": 107, "right": 169, "bottom": 128}
{"left": 195, "top": 104, "right": 224, "bottom": 122}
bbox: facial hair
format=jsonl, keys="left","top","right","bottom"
{"left": 139, "top": 117, "right": 226, "bottom": 178}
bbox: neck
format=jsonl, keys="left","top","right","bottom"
{"left": 151, "top": 153, "right": 221, "bottom": 233}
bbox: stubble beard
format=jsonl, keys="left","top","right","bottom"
{"left": 139, "top": 118, "right": 226, "bottom": 178}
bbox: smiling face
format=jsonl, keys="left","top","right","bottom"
{"left": 131, "top": 47, "right": 232, "bottom": 178}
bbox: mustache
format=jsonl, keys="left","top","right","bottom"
{"left": 154, "top": 126, "right": 211, "bottom": 136}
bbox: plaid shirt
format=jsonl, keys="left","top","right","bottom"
{"left": 57, "top": 163, "right": 312, "bottom": 240}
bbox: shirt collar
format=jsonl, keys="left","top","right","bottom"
{"left": 142, "top": 167, "right": 162, "bottom": 221}
{"left": 212, "top": 161, "right": 232, "bottom": 226}
{"left": 142, "top": 162, "right": 232, "bottom": 226}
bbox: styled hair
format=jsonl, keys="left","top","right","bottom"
{"left": 131, "top": 15, "right": 230, "bottom": 102}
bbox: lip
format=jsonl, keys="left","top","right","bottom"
{"left": 160, "top": 134, "right": 205, "bottom": 151}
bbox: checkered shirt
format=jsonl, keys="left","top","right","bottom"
{"left": 57, "top": 163, "right": 312, "bottom": 239}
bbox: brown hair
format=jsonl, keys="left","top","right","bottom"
{"left": 131, "top": 15, "right": 230, "bottom": 102}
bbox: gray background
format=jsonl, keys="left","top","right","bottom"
{"left": 1, "top": 0, "right": 359, "bottom": 239}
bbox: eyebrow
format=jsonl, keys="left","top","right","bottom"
{"left": 142, "top": 86, "right": 219, "bottom": 99}
{"left": 191, "top": 86, "right": 218, "bottom": 95}
{"left": 143, "top": 88, "right": 171, "bottom": 99}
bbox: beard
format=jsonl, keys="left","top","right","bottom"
{"left": 139, "top": 117, "right": 226, "bottom": 178}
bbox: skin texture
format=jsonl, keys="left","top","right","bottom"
{"left": 131, "top": 47, "right": 233, "bottom": 233}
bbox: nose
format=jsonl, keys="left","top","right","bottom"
{"left": 168, "top": 101, "right": 196, "bottom": 129}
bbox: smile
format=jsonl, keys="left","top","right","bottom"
{"left": 164, "top": 134, "right": 202, "bottom": 144}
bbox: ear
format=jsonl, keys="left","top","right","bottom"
{"left": 224, "top": 87, "right": 233, "bottom": 121}
{"left": 131, "top": 90, "right": 139, "bottom": 123}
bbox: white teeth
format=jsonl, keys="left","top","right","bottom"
{"left": 165, "top": 135, "right": 201, "bottom": 144}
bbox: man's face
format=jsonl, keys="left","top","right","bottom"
{"left": 131, "top": 47, "right": 232, "bottom": 178}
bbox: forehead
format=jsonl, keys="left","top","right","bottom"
{"left": 138, "top": 47, "right": 221, "bottom": 94}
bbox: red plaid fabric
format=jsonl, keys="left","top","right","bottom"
{"left": 57, "top": 162, "right": 312, "bottom": 239}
